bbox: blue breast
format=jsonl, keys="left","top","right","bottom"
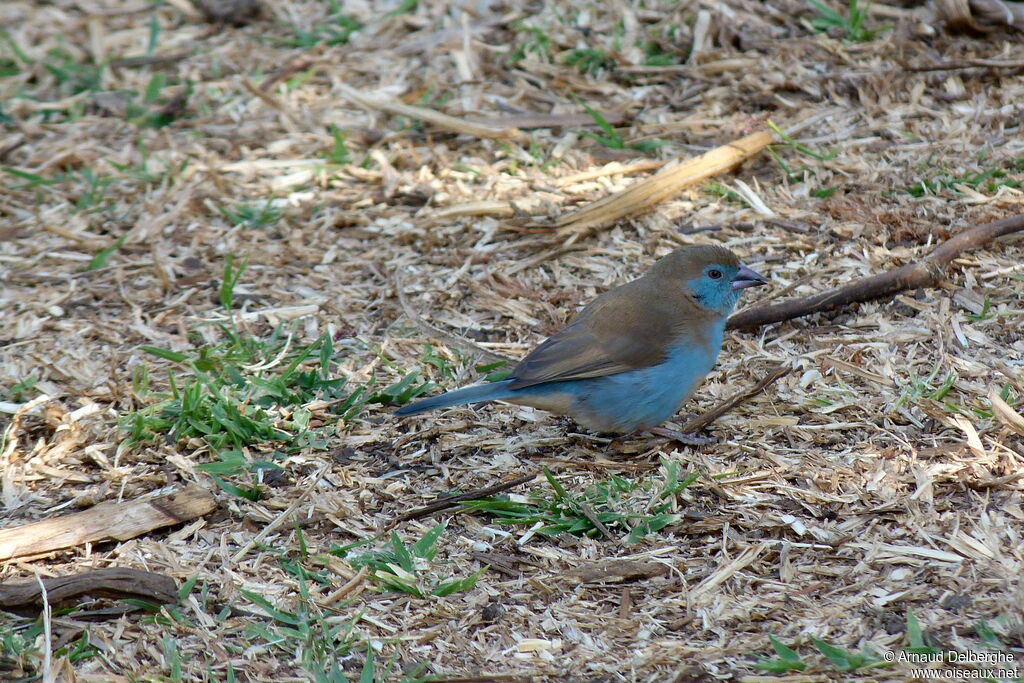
{"left": 511, "top": 322, "right": 726, "bottom": 433}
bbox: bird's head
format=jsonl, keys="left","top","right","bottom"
{"left": 652, "top": 245, "right": 768, "bottom": 315}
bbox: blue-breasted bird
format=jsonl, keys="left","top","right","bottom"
{"left": 395, "top": 245, "right": 767, "bottom": 434}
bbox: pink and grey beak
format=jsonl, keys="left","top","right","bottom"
{"left": 731, "top": 265, "right": 768, "bottom": 291}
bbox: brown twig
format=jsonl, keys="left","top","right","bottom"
{"left": 0, "top": 569, "right": 178, "bottom": 616}
{"left": 904, "top": 59, "right": 1024, "bottom": 72}
{"left": 394, "top": 270, "right": 512, "bottom": 364}
{"left": 428, "top": 677, "right": 530, "bottom": 683}
{"left": 468, "top": 111, "right": 627, "bottom": 130}
{"left": 0, "top": 135, "right": 27, "bottom": 163}
{"left": 338, "top": 83, "right": 523, "bottom": 141}
{"left": 579, "top": 504, "right": 616, "bottom": 541}
{"left": 538, "top": 457, "right": 659, "bottom": 471}
{"left": 240, "top": 79, "right": 300, "bottom": 128}
{"left": 680, "top": 365, "right": 792, "bottom": 433}
{"left": 392, "top": 419, "right": 473, "bottom": 449}
{"left": 110, "top": 52, "right": 190, "bottom": 69}
{"left": 393, "top": 472, "right": 539, "bottom": 525}
{"left": 260, "top": 59, "right": 317, "bottom": 92}
{"left": 728, "top": 214, "right": 1024, "bottom": 330}
{"left": 321, "top": 566, "right": 369, "bottom": 606}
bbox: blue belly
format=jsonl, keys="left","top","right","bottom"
{"left": 510, "top": 331, "right": 723, "bottom": 433}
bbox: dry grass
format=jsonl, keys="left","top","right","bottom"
{"left": 2, "top": 0, "right": 1024, "bottom": 680}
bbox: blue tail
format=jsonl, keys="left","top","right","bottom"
{"left": 395, "top": 380, "right": 516, "bottom": 417}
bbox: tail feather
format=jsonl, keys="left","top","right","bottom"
{"left": 394, "top": 380, "right": 516, "bottom": 417}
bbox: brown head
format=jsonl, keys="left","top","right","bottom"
{"left": 644, "top": 245, "right": 767, "bottom": 314}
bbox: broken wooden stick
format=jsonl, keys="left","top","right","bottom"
{"left": 0, "top": 569, "right": 178, "bottom": 615}
{"left": 0, "top": 486, "right": 216, "bottom": 561}
{"left": 728, "top": 214, "right": 1024, "bottom": 330}
{"left": 553, "top": 130, "right": 774, "bottom": 233}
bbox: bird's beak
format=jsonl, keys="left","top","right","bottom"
{"left": 731, "top": 265, "right": 768, "bottom": 290}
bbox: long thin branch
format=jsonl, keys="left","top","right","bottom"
{"left": 392, "top": 472, "right": 538, "bottom": 525}
{"left": 728, "top": 214, "right": 1024, "bottom": 330}
{"left": 394, "top": 270, "right": 512, "bottom": 364}
{"left": 680, "top": 365, "right": 792, "bottom": 433}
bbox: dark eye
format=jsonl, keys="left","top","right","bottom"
{"left": 708, "top": 269, "right": 723, "bottom": 280}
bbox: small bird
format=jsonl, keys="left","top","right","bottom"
{"left": 396, "top": 245, "right": 767, "bottom": 435}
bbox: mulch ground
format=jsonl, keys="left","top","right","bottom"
{"left": 2, "top": 0, "right": 1023, "bottom": 680}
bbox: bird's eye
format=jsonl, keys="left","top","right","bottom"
{"left": 708, "top": 269, "right": 723, "bottom": 280}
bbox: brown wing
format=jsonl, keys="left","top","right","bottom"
{"left": 507, "top": 279, "right": 687, "bottom": 389}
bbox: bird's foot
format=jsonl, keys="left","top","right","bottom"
{"left": 648, "top": 426, "right": 717, "bottom": 447}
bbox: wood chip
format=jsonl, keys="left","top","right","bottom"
{"left": 0, "top": 487, "right": 216, "bottom": 561}
{"left": 553, "top": 131, "right": 774, "bottom": 232}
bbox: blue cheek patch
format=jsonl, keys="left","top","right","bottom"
{"left": 687, "top": 270, "right": 740, "bottom": 314}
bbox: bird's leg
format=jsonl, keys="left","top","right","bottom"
{"left": 648, "top": 426, "right": 717, "bottom": 446}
